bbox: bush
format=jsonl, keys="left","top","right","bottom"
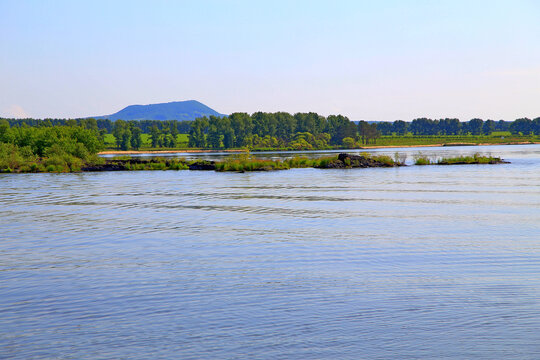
{"left": 415, "top": 157, "right": 431, "bottom": 165}
{"left": 0, "top": 143, "right": 38, "bottom": 172}
{"left": 394, "top": 152, "right": 407, "bottom": 165}
{"left": 0, "top": 125, "right": 106, "bottom": 172}
{"left": 371, "top": 154, "right": 394, "bottom": 166}
{"left": 342, "top": 137, "right": 356, "bottom": 149}
{"left": 414, "top": 153, "right": 431, "bottom": 165}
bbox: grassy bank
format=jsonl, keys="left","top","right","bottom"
{"left": 413, "top": 153, "right": 506, "bottom": 165}
{"left": 1, "top": 151, "right": 508, "bottom": 174}
{"left": 371, "top": 132, "right": 537, "bottom": 147}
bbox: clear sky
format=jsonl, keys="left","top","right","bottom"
{"left": 1, "top": 0, "right": 539, "bottom": 120}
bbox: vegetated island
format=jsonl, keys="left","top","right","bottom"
{"left": 80, "top": 153, "right": 508, "bottom": 173}
{"left": 2, "top": 141, "right": 509, "bottom": 174}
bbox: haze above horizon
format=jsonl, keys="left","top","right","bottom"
{"left": 1, "top": 0, "right": 539, "bottom": 121}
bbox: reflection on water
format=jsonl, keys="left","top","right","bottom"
{"left": 1, "top": 144, "right": 540, "bottom": 359}
{"left": 101, "top": 143, "right": 540, "bottom": 163}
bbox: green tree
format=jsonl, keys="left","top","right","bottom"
{"left": 223, "top": 127, "right": 235, "bottom": 148}
{"left": 82, "top": 118, "right": 99, "bottom": 131}
{"left": 328, "top": 115, "right": 355, "bottom": 144}
{"left": 510, "top": 118, "right": 532, "bottom": 135}
{"left": 376, "top": 122, "right": 393, "bottom": 136}
{"left": 410, "top": 118, "right": 437, "bottom": 135}
{"left": 113, "top": 120, "right": 128, "bottom": 149}
{"left": 0, "top": 119, "right": 9, "bottom": 142}
{"left": 483, "top": 120, "right": 495, "bottom": 135}
{"left": 342, "top": 137, "right": 355, "bottom": 148}
{"left": 169, "top": 121, "right": 178, "bottom": 148}
{"left": 150, "top": 125, "right": 160, "bottom": 148}
{"left": 439, "top": 118, "right": 461, "bottom": 135}
{"left": 230, "top": 112, "right": 253, "bottom": 147}
{"left": 358, "top": 121, "right": 369, "bottom": 144}
{"left": 532, "top": 117, "right": 540, "bottom": 135}
{"left": 468, "top": 118, "right": 484, "bottom": 135}
{"left": 392, "top": 120, "right": 408, "bottom": 136}
{"left": 39, "top": 119, "right": 53, "bottom": 127}
{"left": 274, "top": 112, "right": 296, "bottom": 141}
{"left": 130, "top": 126, "right": 142, "bottom": 150}
{"left": 188, "top": 117, "right": 208, "bottom": 148}
{"left": 120, "top": 128, "right": 131, "bottom": 150}
{"left": 207, "top": 116, "right": 222, "bottom": 148}
{"left": 252, "top": 112, "right": 277, "bottom": 137}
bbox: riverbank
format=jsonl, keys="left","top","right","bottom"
{"left": 98, "top": 141, "right": 539, "bottom": 155}
{"left": 98, "top": 149, "right": 246, "bottom": 155}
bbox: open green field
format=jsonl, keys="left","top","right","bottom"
{"left": 102, "top": 132, "right": 539, "bottom": 151}
{"left": 104, "top": 133, "right": 189, "bottom": 150}
{"left": 369, "top": 132, "right": 538, "bottom": 147}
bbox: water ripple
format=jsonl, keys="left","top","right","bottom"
{"left": 1, "top": 145, "right": 540, "bottom": 359}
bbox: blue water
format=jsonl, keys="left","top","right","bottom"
{"left": 1, "top": 145, "right": 540, "bottom": 359}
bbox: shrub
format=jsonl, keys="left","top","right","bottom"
{"left": 415, "top": 157, "right": 431, "bottom": 165}
{"left": 371, "top": 155, "right": 394, "bottom": 166}
{"left": 342, "top": 137, "right": 356, "bottom": 149}
{"left": 436, "top": 153, "right": 501, "bottom": 165}
{"left": 414, "top": 153, "right": 431, "bottom": 165}
{"left": 0, "top": 143, "right": 38, "bottom": 171}
{"left": 150, "top": 162, "right": 166, "bottom": 170}
{"left": 394, "top": 152, "right": 407, "bottom": 165}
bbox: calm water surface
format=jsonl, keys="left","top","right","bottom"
{"left": 1, "top": 145, "right": 540, "bottom": 359}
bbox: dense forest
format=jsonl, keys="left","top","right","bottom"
{"left": 0, "top": 119, "right": 103, "bottom": 172}
{"left": 2, "top": 114, "right": 540, "bottom": 151}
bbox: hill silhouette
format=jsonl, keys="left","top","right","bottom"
{"left": 93, "top": 100, "right": 226, "bottom": 120}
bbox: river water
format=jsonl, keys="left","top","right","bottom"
{"left": 1, "top": 144, "right": 539, "bottom": 359}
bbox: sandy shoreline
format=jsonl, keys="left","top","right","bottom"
{"left": 99, "top": 149, "right": 246, "bottom": 155}
{"left": 98, "top": 141, "right": 539, "bottom": 155}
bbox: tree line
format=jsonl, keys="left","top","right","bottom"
{"left": 376, "top": 118, "right": 540, "bottom": 136}
{"left": 188, "top": 114, "right": 540, "bottom": 149}
{"left": 3, "top": 118, "right": 191, "bottom": 135}
{"left": 2, "top": 114, "right": 539, "bottom": 151}
{"left": 187, "top": 112, "right": 359, "bottom": 149}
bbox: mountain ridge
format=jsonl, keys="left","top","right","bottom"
{"left": 92, "top": 100, "right": 226, "bottom": 121}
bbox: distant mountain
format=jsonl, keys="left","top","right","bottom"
{"left": 93, "top": 100, "right": 226, "bottom": 121}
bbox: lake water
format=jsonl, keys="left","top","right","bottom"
{"left": 1, "top": 144, "right": 540, "bottom": 359}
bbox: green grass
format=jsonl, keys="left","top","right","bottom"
{"left": 414, "top": 157, "right": 432, "bottom": 165}
{"left": 103, "top": 133, "right": 116, "bottom": 146}
{"left": 436, "top": 153, "right": 503, "bottom": 165}
{"left": 215, "top": 159, "right": 289, "bottom": 172}
{"left": 373, "top": 133, "right": 538, "bottom": 147}
{"left": 104, "top": 133, "right": 190, "bottom": 150}
{"left": 369, "top": 154, "right": 395, "bottom": 166}
{"left": 215, "top": 153, "right": 290, "bottom": 172}
{"left": 412, "top": 152, "right": 505, "bottom": 165}
{"left": 2, "top": 151, "right": 508, "bottom": 173}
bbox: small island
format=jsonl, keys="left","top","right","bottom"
{"left": 78, "top": 152, "right": 507, "bottom": 173}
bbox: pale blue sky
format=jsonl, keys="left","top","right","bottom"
{"left": 1, "top": 0, "right": 539, "bottom": 120}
